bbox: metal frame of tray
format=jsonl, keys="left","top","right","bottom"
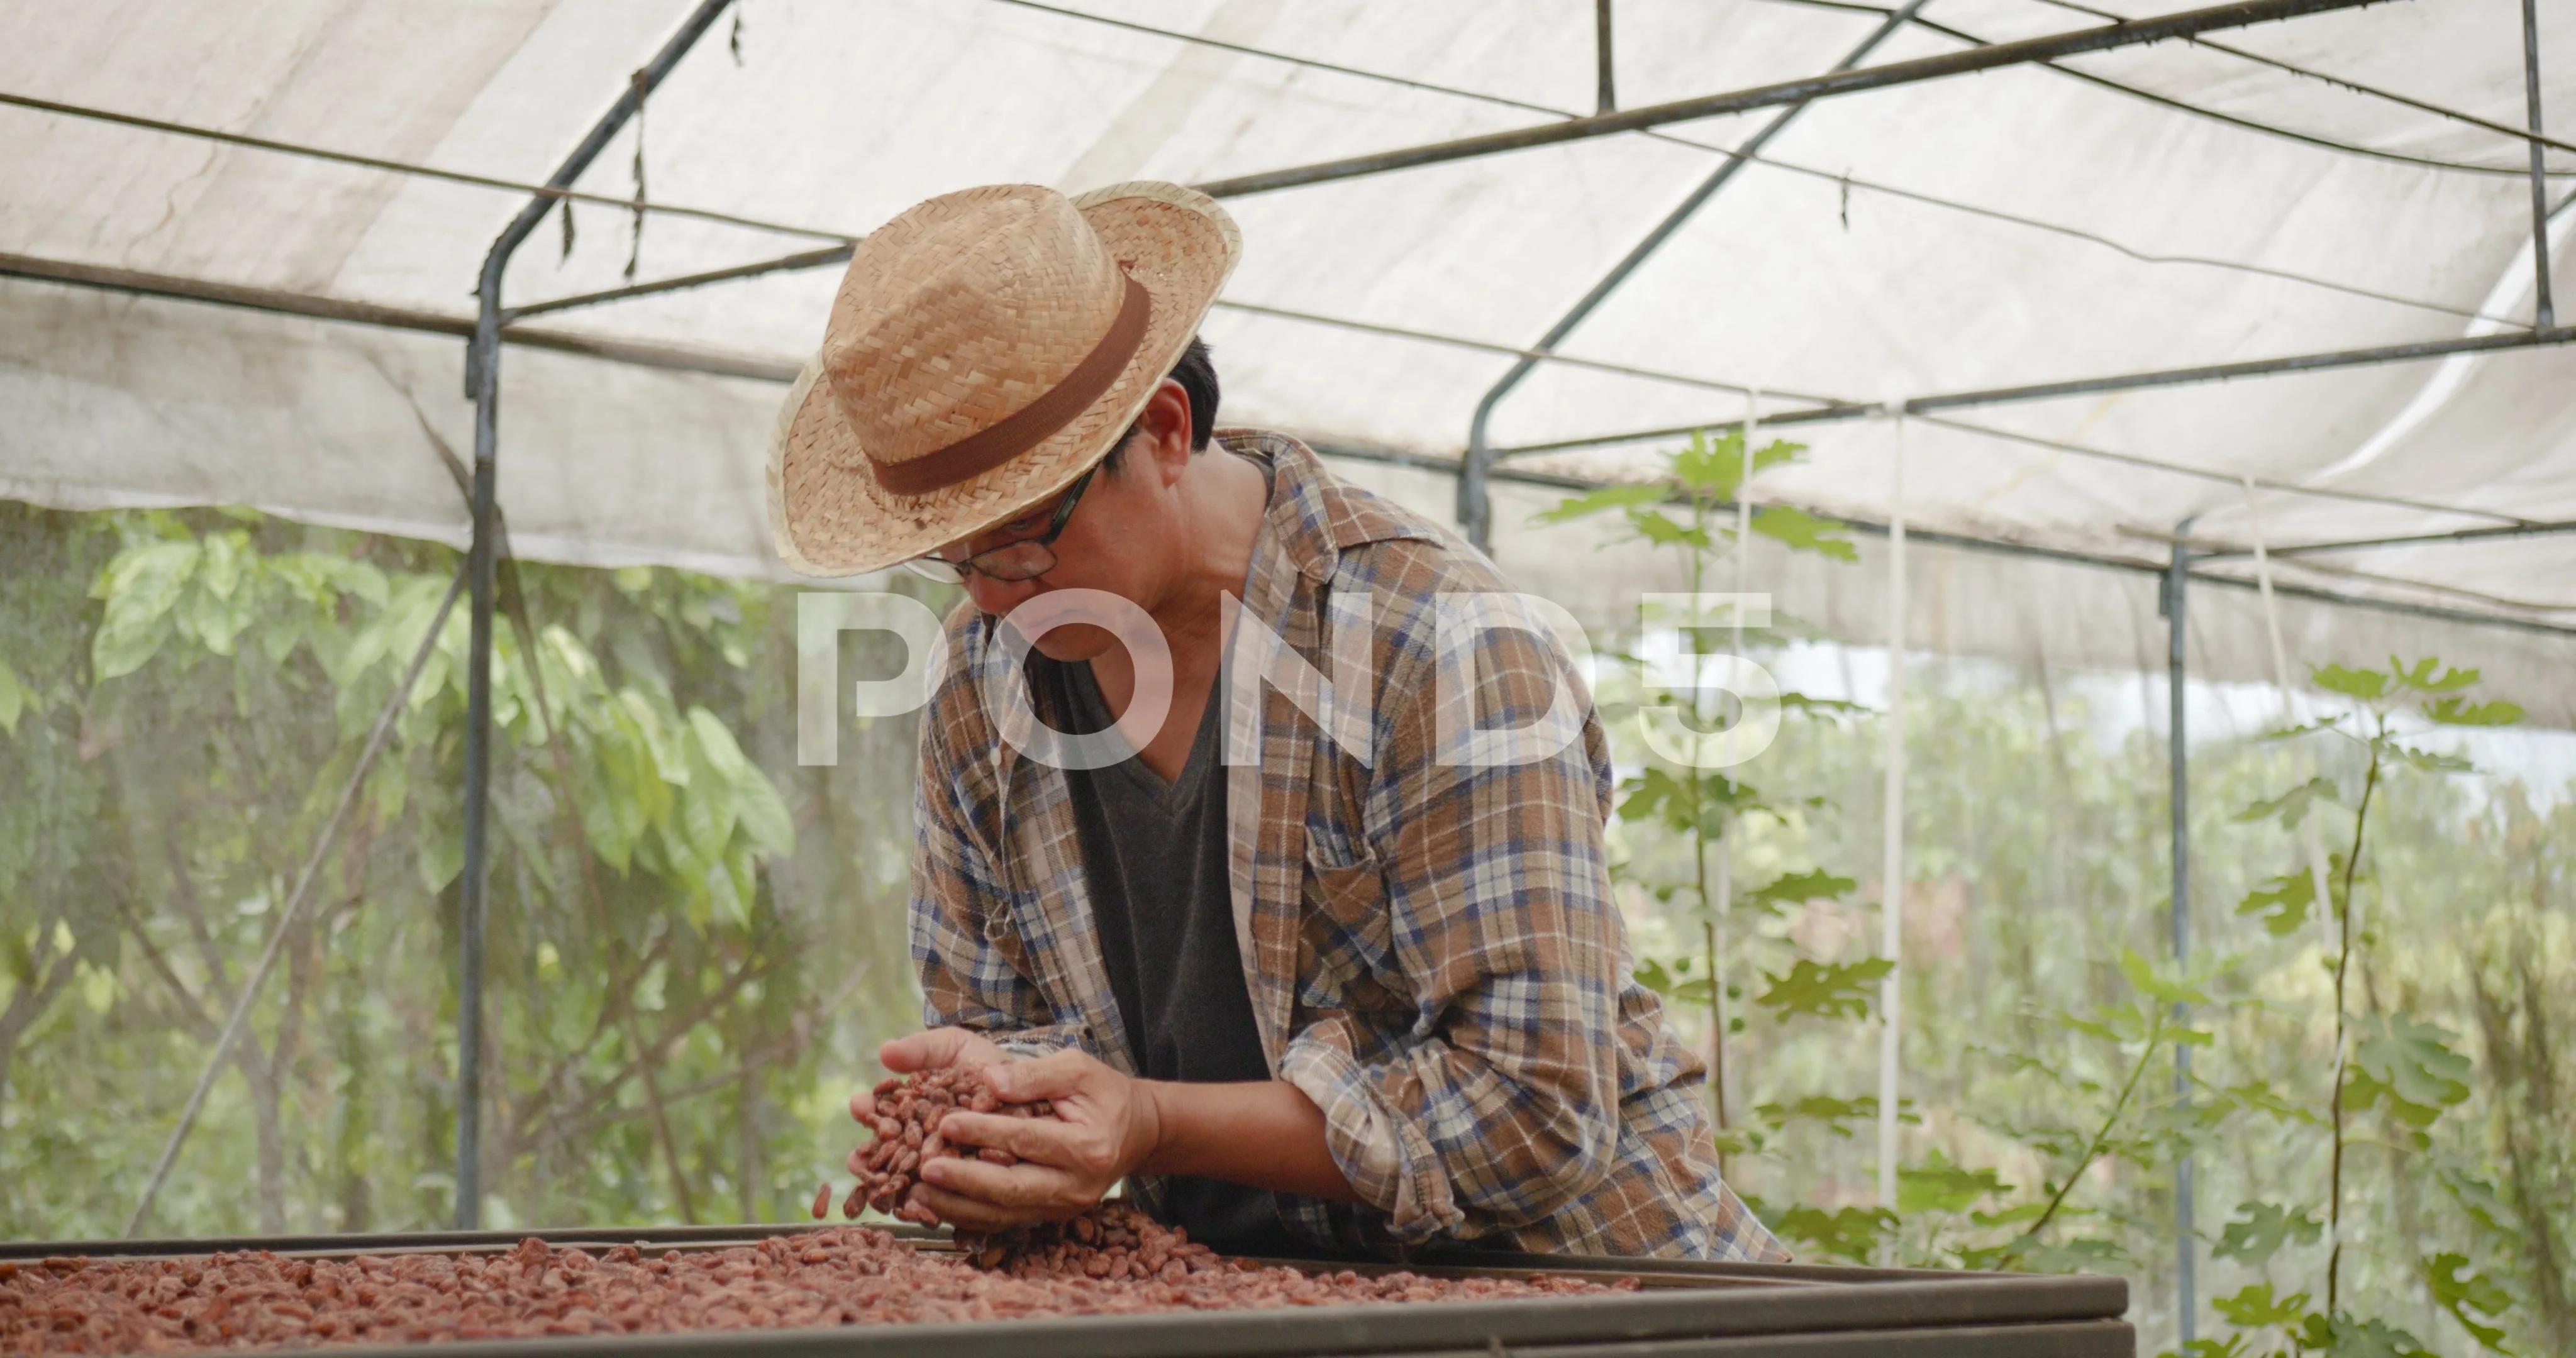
{"left": 2, "top": 1223, "right": 2132, "bottom": 1357}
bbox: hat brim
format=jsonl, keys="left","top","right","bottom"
{"left": 767, "top": 182, "right": 1242, "bottom": 578}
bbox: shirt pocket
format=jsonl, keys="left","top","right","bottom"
{"left": 1295, "top": 842, "right": 1411, "bottom": 1035}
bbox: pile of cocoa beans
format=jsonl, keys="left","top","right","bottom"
{"left": 835, "top": 1067, "right": 1052, "bottom": 1226}
{"left": 954, "top": 1201, "right": 1222, "bottom": 1278}
{"left": 0, "top": 1228, "right": 1633, "bottom": 1354}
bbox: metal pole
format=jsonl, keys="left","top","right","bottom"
{"left": 1193, "top": 0, "right": 2379, "bottom": 199}
{"left": 1459, "top": 0, "right": 1933, "bottom": 546}
{"left": 2162, "top": 516, "right": 2196, "bottom": 1344}
{"left": 1879, "top": 411, "right": 1909, "bottom": 1218}
{"left": 1596, "top": 0, "right": 1618, "bottom": 114}
{"left": 455, "top": 0, "right": 736, "bottom": 1230}
{"left": 2526, "top": 0, "right": 2557, "bottom": 329}
{"left": 1491, "top": 324, "right": 2576, "bottom": 455}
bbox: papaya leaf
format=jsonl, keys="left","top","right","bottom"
{"left": 1755, "top": 958, "right": 1894, "bottom": 1021}
{"left": 1756, "top": 1093, "right": 1919, "bottom": 1137}
{"left": 2166, "top": 1335, "right": 2253, "bottom": 1358}
{"left": 1533, "top": 482, "right": 1665, "bottom": 526}
{"left": 1751, "top": 505, "right": 1859, "bottom": 561}
{"left": 2114, "top": 946, "right": 2211, "bottom": 1007}
{"left": 2296, "top": 1313, "right": 2436, "bottom": 1358}
{"left": 1629, "top": 510, "right": 1710, "bottom": 550}
{"left": 2257, "top": 717, "right": 2341, "bottom": 742}
{"left": 1897, "top": 1152, "right": 2011, "bottom": 1216}
{"left": 2351, "top": 1014, "right": 2473, "bottom": 1115}
{"left": 2212, "top": 1281, "right": 2311, "bottom": 1328}
{"left": 2211, "top": 1079, "right": 2324, "bottom": 1128}
{"left": 1741, "top": 868, "right": 1857, "bottom": 913}
{"left": 1772, "top": 1205, "right": 1895, "bottom": 1264}
{"left": 2236, "top": 858, "right": 2343, "bottom": 938}
{"left": 2421, "top": 697, "right": 2523, "bottom": 727}
{"left": 2387, "top": 656, "right": 2478, "bottom": 693}
{"left": 2236, "top": 776, "right": 2338, "bottom": 830}
{"left": 2309, "top": 663, "right": 2390, "bottom": 701}
{"left": 1779, "top": 691, "right": 1872, "bottom": 717}
{"left": 2419, "top": 1252, "right": 2514, "bottom": 1353}
{"left": 2387, "top": 742, "right": 2476, "bottom": 775}
{"left": 2212, "top": 1201, "right": 2323, "bottom": 1266}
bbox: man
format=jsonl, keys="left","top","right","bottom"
{"left": 770, "top": 180, "right": 1783, "bottom": 1261}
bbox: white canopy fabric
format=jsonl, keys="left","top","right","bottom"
{"left": 3, "top": 0, "right": 2572, "bottom": 713}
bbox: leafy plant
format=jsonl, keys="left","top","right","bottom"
{"left": 1545, "top": 428, "right": 1861, "bottom": 1161}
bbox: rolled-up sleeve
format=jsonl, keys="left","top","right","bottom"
{"left": 908, "top": 644, "right": 1090, "bottom": 1061}
{"left": 1280, "top": 600, "right": 1623, "bottom": 1243}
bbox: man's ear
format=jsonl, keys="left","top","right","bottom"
{"left": 1140, "top": 379, "right": 1194, "bottom": 488}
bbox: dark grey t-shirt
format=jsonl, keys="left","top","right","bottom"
{"left": 1035, "top": 656, "right": 1305, "bottom": 1256}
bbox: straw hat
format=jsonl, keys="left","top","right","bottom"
{"left": 767, "top": 181, "right": 1241, "bottom": 577}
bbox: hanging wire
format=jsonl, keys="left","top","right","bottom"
{"left": 0, "top": 91, "right": 851, "bottom": 243}
{"left": 625, "top": 69, "right": 651, "bottom": 281}
{"left": 2022, "top": 0, "right": 2576, "bottom": 167}
{"left": 1753, "top": 0, "right": 2576, "bottom": 175}
{"left": 986, "top": 0, "right": 2519, "bottom": 323}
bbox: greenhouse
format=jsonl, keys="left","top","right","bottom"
{"left": 0, "top": 0, "right": 2569, "bottom": 1355}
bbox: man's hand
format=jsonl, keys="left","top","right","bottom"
{"left": 845, "top": 1028, "right": 1006, "bottom": 1160}
{"left": 907, "top": 1049, "right": 1162, "bottom": 1233}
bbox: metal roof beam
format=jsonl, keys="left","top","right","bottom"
{"left": 1187, "top": 0, "right": 2386, "bottom": 199}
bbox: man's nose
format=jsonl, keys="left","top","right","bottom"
{"left": 965, "top": 573, "right": 1038, "bottom": 617}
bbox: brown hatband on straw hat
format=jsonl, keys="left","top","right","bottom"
{"left": 767, "top": 181, "right": 1241, "bottom": 577}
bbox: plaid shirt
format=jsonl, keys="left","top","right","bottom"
{"left": 908, "top": 429, "right": 1785, "bottom": 1262}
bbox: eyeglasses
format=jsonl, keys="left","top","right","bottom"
{"left": 901, "top": 466, "right": 1099, "bottom": 585}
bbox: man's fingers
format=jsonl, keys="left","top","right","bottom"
{"left": 882, "top": 1027, "right": 1005, "bottom": 1075}
{"left": 932, "top": 1111, "right": 1083, "bottom": 1166}
{"left": 984, "top": 1050, "right": 1088, "bottom": 1103}
{"left": 918, "top": 1153, "right": 1087, "bottom": 1212}
{"left": 907, "top": 1183, "right": 1027, "bottom": 1235}
{"left": 848, "top": 1090, "right": 876, "bottom": 1123}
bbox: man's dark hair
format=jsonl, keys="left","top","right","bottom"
{"left": 1104, "top": 336, "right": 1218, "bottom": 473}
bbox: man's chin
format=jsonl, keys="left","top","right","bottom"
{"left": 1031, "top": 626, "right": 1119, "bottom": 663}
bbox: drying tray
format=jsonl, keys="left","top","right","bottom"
{"left": 1, "top": 1223, "right": 2133, "bottom": 1357}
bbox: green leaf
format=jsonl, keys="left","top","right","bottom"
{"left": 2212, "top": 1281, "right": 2311, "bottom": 1328}
{"left": 2212, "top": 1079, "right": 2324, "bottom": 1128}
{"left": 2114, "top": 946, "right": 2211, "bottom": 1007}
{"left": 1897, "top": 1152, "right": 2011, "bottom": 1216}
{"left": 2351, "top": 1013, "right": 2473, "bottom": 1117}
{"left": 2296, "top": 1312, "right": 2437, "bottom": 1358}
{"left": 2387, "top": 656, "right": 2478, "bottom": 693}
{"left": 1741, "top": 868, "right": 1857, "bottom": 912}
{"left": 2236, "top": 776, "right": 2338, "bottom": 831}
{"left": 91, "top": 539, "right": 199, "bottom": 679}
{"left": 0, "top": 658, "right": 31, "bottom": 736}
{"left": 2012, "top": 1237, "right": 2125, "bottom": 1272}
{"left": 1755, "top": 958, "right": 1894, "bottom": 1021}
{"left": 2421, "top": 1252, "right": 2514, "bottom": 1352}
{"left": 2310, "top": 663, "right": 2390, "bottom": 701}
{"left": 1773, "top": 1204, "right": 1895, "bottom": 1264}
{"left": 1968, "top": 1201, "right": 2050, "bottom": 1229}
{"left": 1628, "top": 509, "right": 1709, "bottom": 550}
{"left": 1755, "top": 1093, "right": 1916, "bottom": 1138}
{"left": 1751, "top": 504, "right": 1858, "bottom": 561}
{"left": 2387, "top": 742, "right": 2476, "bottom": 775}
{"left": 1533, "top": 482, "right": 1666, "bottom": 526}
{"left": 2236, "top": 858, "right": 2343, "bottom": 939}
{"left": 1614, "top": 766, "right": 1748, "bottom": 839}
{"left": 2421, "top": 696, "right": 2523, "bottom": 727}
{"left": 2167, "top": 1336, "right": 2253, "bottom": 1358}
{"left": 2212, "top": 1201, "right": 2323, "bottom": 1267}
